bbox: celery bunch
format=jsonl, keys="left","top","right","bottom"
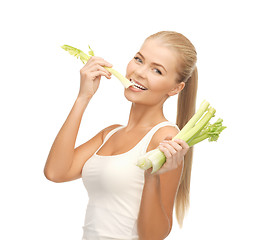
{"left": 136, "top": 100, "right": 226, "bottom": 173}
{"left": 61, "top": 44, "right": 134, "bottom": 88}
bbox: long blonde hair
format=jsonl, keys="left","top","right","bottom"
{"left": 146, "top": 31, "right": 198, "bottom": 228}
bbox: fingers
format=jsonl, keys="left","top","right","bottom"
{"left": 158, "top": 136, "right": 174, "bottom": 156}
{"left": 165, "top": 140, "right": 183, "bottom": 151}
{"left": 90, "top": 65, "right": 112, "bottom": 79}
{"left": 159, "top": 142, "right": 178, "bottom": 155}
{"left": 154, "top": 138, "right": 189, "bottom": 175}
{"left": 81, "top": 57, "right": 113, "bottom": 80}
{"left": 158, "top": 144, "right": 173, "bottom": 158}
{"left": 85, "top": 56, "right": 113, "bottom": 68}
{"left": 90, "top": 69, "right": 112, "bottom": 79}
{"left": 173, "top": 138, "right": 189, "bottom": 150}
{"left": 158, "top": 138, "right": 189, "bottom": 157}
{"left": 158, "top": 142, "right": 181, "bottom": 169}
{"left": 80, "top": 67, "right": 111, "bottom": 81}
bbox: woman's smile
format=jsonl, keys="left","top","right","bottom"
{"left": 129, "top": 79, "right": 148, "bottom": 91}
{"left": 129, "top": 85, "right": 147, "bottom": 92}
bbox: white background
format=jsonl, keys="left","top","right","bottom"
{"left": 1, "top": 0, "right": 267, "bottom": 239}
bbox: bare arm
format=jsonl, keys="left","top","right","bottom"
{"left": 44, "top": 95, "right": 122, "bottom": 183}
{"left": 44, "top": 56, "right": 113, "bottom": 183}
{"left": 44, "top": 96, "right": 91, "bottom": 182}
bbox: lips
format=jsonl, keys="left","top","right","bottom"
{"left": 130, "top": 79, "right": 148, "bottom": 90}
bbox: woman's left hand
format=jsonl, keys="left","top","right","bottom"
{"left": 145, "top": 136, "right": 190, "bottom": 176}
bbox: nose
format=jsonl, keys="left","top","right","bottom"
{"left": 134, "top": 64, "right": 147, "bottom": 79}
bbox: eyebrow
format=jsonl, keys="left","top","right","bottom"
{"left": 137, "top": 52, "right": 167, "bottom": 73}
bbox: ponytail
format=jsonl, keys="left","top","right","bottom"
{"left": 175, "top": 67, "right": 198, "bottom": 228}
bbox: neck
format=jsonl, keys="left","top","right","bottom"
{"left": 124, "top": 102, "right": 167, "bottom": 132}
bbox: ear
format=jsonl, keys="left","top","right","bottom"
{"left": 168, "top": 82, "right": 185, "bottom": 96}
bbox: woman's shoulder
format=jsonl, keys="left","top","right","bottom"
{"left": 155, "top": 124, "right": 180, "bottom": 139}
{"left": 101, "top": 124, "right": 124, "bottom": 141}
{"left": 147, "top": 124, "right": 180, "bottom": 152}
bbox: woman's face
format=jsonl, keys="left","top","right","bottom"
{"left": 124, "top": 38, "right": 185, "bottom": 106}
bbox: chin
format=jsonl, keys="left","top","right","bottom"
{"left": 124, "top": 91, "right": 154, "bottom": 106}
{"left": 123, "top": 90, "right": 142, "bottom": 103}
{"left": 123, "top": 90, "right": 136, "bottom": 103}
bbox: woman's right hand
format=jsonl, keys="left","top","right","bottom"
{"left": 78, "top": 56, "right": 113, "bottom": 99}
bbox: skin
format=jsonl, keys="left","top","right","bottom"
{"left": 44, "top": 38, "right": 190, "bottom": 240}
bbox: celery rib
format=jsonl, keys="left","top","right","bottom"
{"left": 61, "top": 44, "right": 134, "bottom": 89}
{"left": 136, "top": 100, "right": 226, "bottom": 174}
{"left": 172, "top": 100, "right": 210, "bottom": 140}
{"left": 176, "top": 107, "right": 216, "bottom": 143}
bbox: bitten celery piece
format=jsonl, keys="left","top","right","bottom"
{"left": 61, "top": 45, "right": 134, "bottom": 89}
{"left": 136, "top": 100, "right": 227, "bottom": 174}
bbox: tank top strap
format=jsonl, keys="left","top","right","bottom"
{"left": 103, "top": 125, "right": 125, "bottom": 143}
{"left": 138, "top": 121, "right": 180, "bottom": 154}
{"left": 93, "top": 125, "right": 125, "bottom": 155}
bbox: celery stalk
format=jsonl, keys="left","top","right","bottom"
{"left": 187, "top": 132, "right": 209, "bottom": 146}
{"left": 173, "top": 100, "right": 210, "bottom": 139}
{"left": 136, "top": 149, "right": 158, "bottom": 170}
{"left": 149, "top": 150, "right": 166, "bottom": 173}
{"left": 136, "top": 100, "right": 226, "bottom": 174}
{"left": 61, "top": 44, "right": 134, "bottom": 88}
{"left": 175, "top": 107, "right": 216, "bottom": 143}
{"left": 104, "top": 67, "right": 134, "bottom": 88}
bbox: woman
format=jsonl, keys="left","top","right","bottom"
{"left": 44, "top": 31, "right": 198, "bottom": 240}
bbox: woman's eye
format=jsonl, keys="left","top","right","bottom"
{"left": 134, "top": 56, "right": 142, "bottom": 63}
{"left": 154, "top": 68, "right": 162, "bottom": 75}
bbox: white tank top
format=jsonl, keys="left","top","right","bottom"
{"left": 81, "top": 121, "right": 180, "bottom": 240}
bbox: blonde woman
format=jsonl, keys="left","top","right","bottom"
{"left": 44, "top": 31, "right": 198, "bottom": 240}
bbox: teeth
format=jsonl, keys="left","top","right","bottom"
{"left": 130, "top": 79, "right": 147, "bottom": 90}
